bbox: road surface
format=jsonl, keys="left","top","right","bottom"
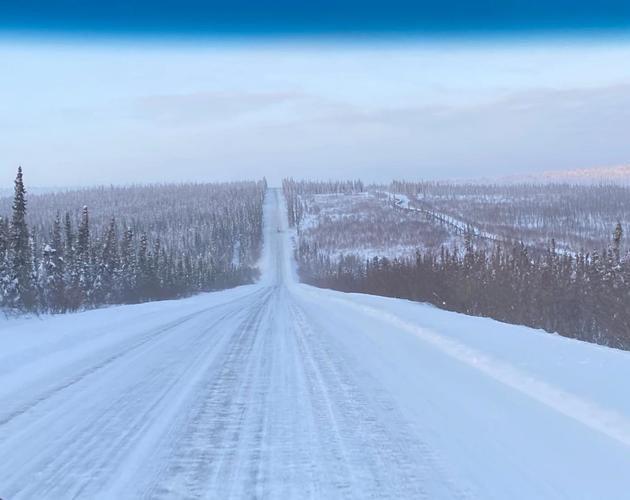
{"left": 1, "top": 189, "right": 630, "bottom": 499}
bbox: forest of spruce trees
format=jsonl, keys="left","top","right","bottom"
{"left": 0, "top": 168, "right": 266, "bottom": 314}
{"left": 389, "top": 180, "right": 630, "bottom": 252}
{"left": 285, "top": 179, "right": 630, "bottom": 350}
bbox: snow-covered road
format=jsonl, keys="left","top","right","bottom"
{"left": 2, "top": 189, "right": 630, "bottom": 499}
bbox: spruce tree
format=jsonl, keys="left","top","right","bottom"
{"left": 613, "top": 222, "right": 623, "bottom": 264}
{"left": 63, "top": 212, "right": 81, "bottom": 310}
{"left": 150, "top": 237, "right": 161, "bottom": 298}
{"left": 118, "top": 228, "right": 136, "bottom": 302}
{"left": 96, "top": 217, "right": 119, "bottom": 303}
{"left": 0, "top": 216, "right": 9, "bottom": 307}
{"left": 136, "top": 232, "right": 149, "bottom": 300}
{"left": 7, "top": 167, "right": 36, "bottom": 311}
{"left": 49, "top": 213, "right": 66, "bottom": 312}
{"left": 76, "top": 206, "right": 92, "bottom": 306}
{"left": 38, "top": 242, "right": 55, "bottom": 311}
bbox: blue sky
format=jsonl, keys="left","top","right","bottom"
{"left": 3, "top": 1, "right": 630, "bottom": 35}
{"left": 1, "top": 3, "right": 630, "bottom": 186}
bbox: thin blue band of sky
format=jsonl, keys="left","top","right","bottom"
{"left": 2, "top": 0, "right": 630, "bottom": 36}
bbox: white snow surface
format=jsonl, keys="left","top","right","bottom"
{"left": 1, "top": 189, "right": 630, "bottom": 499}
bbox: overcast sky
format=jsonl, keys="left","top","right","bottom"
{"left": 2, "top": 36, "right": 630, "bottom": 187}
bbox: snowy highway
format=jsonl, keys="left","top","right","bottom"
{"left": 2, "top": 189, "right": 630, "bottom": 499}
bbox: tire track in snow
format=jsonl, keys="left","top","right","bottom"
{"left": 288, "top": 296, "right": 466, "bottom": 499}
{"left": 0, "top": 287, "right": 266, "bottom": 429}
{"left": 126, "top": 288, "right": 276, "bottom": 499}
{"left": 126, "top": 282, "right": 464, "bottom": 500}
{"left": 0, "top": 292, "right": 264, "bottom": 500}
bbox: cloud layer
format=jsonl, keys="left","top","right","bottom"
{"left": 1, "top": 40, "right": 630, "bottom": 186}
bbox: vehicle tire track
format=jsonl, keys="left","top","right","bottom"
{"left": 288, "top": 297, "right": 467, "bottom": 499}
{"left": 130, "top": 288, "right": 276, "bottom": 499}
{"left": 0, "top": 288, "right": 266, "bottom": 429}
{"left": 0, "top": 292, "right": 269, "bottom": 500}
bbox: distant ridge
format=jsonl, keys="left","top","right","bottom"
{"left": 495, "top": 165, "right": 630, "bottom": 185}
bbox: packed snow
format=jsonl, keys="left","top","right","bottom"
{"left": 1, "top": 189, "right": 630, "bottom": 499}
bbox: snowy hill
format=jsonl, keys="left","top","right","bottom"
{"left": 1, "top": 189, "right": 630, "bottom": 499}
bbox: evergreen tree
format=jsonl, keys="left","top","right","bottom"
{"left": 96, "top": 217, "right": 119, "bottom": 304}
{"left": 38, "top": 243, "right": 55, "bottom": 311}
{"left": 6, "top": 167, "right": 36, "bottom": 311}
{"left": 0, "top": 216, "right": 9, "bottom": 307}
{"left": 63, "top": 212, "right": 81, "bottom": 310}
{"left": 118, "top": 227, "right": 136, "bottom": 302}
{"left": 48, "top": 213, "right": 66, "bottom": 312}
{"left": 136, "top": 232, "right": 149, "bottom": 300}
{"left": 613, "top": 222, "right": 623, "bottom": 264}
{"left": 76, "top": 206, "right": 92, "bottom": 306}
{"left": 149, "top": 237, "right": 161, "bottom": 298}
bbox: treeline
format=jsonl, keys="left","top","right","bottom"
{"left": 282, "top": 178, "right": 364, "bottom": 227}
{"left": 298, "top": 226, "right": 630, "bottom": 349}
{"left": 1, "top": 168, "right": 266, "bottom": 313}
